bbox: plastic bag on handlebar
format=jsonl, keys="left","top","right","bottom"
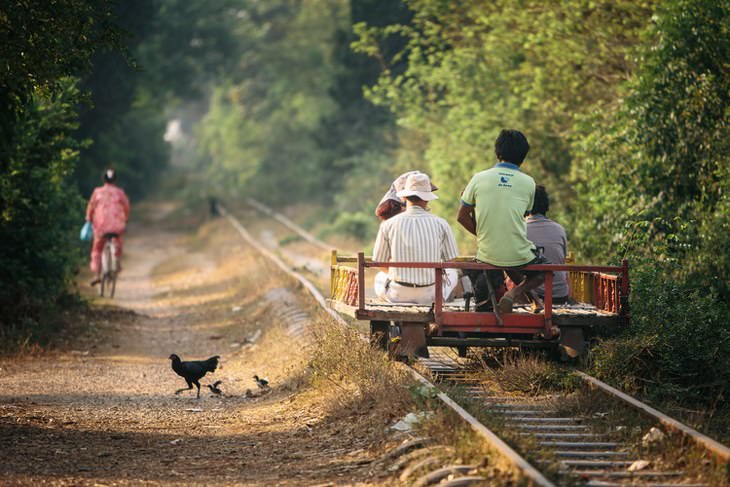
{"left": 80, "top": 221, "right": 93, "bottom": 241}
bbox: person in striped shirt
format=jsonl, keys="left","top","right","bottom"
{"left": 372, "top": 172, "right": 460, "bottom": 305}
{"left": 372, "top": 172, "right": 460, "bottom": 359}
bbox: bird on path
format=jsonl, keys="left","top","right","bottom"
{"left": 253, "top": 375, "right": 269, "bottom": 389}
{"left": 207, "top": 380, "right": 223, "bottom": 396}
{"left": 169, "top": 354, "right": 220, "bottom": 399}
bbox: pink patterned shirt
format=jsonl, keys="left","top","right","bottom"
{"left": 86, "top": 183, "right": 130, "bottom": 235}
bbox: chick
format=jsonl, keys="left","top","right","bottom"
{"left": 253, "top": 375, "right": 269, "bottom": 389}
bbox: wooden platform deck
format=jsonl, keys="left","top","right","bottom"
{"left": 329, "top": 299, "right": 622, "bottom": 328}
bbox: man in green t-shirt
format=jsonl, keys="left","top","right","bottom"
{"left": 457, "top": 129, "right": 544, "bottom": 313}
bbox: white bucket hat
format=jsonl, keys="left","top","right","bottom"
{"left": 396, "top": 173, "right": 438, "bottom": 201}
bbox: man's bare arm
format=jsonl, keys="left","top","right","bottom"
{"left": 457, "top": 204, "right": 477, "bottom": 236}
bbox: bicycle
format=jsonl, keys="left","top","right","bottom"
{"left": 99, "top": 233, "right": 119, "bottom": 298}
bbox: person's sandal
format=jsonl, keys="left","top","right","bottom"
{"left": 497, "top": 295, "right": 514, "bottom": 314}
{"left": 528, "top": 292, "right": 544, "bottom": 314}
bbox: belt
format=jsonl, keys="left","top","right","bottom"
{"left": 393, "top": 280, "right": 434, "bottom": 288}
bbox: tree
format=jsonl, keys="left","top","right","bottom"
{"left": 0, "top": 0, "right": 121, "bottom": 162}
{"left": 74, "top": 0, "right": 244, "bottom": 199}
{"left": 571, "top": 0, "right": 730, "bottom": 404}
{"left": 571, "top": 0, "right": 730, "bottom": 296}
{"left": 0, "top": 1, "right": 120, "bottom": 339}
{"left": 196, "top": 0, "right": 348, "bottom": 202}
{"left": 353, "top": 0, "right": 655, "bottom": 227}
{"left": 0, "top": 81, "right": 86, "bottom": 334}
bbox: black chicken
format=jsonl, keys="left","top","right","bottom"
{"left": 207, "top": 380, "right": 223, "bottom": 396}
{"left": 169, "top": 354, "right": 220, "bottom": 398}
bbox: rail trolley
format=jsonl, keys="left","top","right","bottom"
{"left": 328, "top": 251, "right": 629, "bottom": 358}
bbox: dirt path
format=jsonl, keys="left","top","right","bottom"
{"left": 0, "top": 203, "right": 395, "bottom": 486}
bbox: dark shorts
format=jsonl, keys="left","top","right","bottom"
{"left": 519, "top": 253, "right": 549, "bottom": 279}
{"left": 540, "top": 294, "right": 570, "bottom": 304}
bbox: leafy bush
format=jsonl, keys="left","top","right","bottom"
{"left": 591, "top": 259, "right": 730, "bottom": 405}
{"left": 568, "top": 0, "right": 730, "bottom": 408}
{"left": 0, "top": 80, "right": 85, "bottom": 340}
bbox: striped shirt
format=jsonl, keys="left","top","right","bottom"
{"left": 373, "top": 205, "right": 459, "bottom": 285}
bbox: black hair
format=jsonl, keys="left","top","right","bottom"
{"left": 103, "top": 168, "right": 116, "bottom": 183}
{"left": 405, "top": 195, "right": 425, "bottom": 204}
{"left": 495, "top": 129, "right": 530, "bottom": 165}
{"left": 530, "top": 185, "right": 549, "bottom": 215}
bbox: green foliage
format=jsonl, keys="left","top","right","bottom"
{"left": 591, "top": 259, "right": 729, "bottom": 405}
{"left": 0, "top": 0, "right": 121, "bottom": 142}
{"left": 571, "top": 0, "right": 729, "bottom": 297}
{"left": 195, "top": 0, "right": 348, "bottom": 202}
{"left": 353, "top": 0, "right": 656, "bottom": 224}
{"left": 353, "top": 0, "right": 729, "bottom": 407}
{"left": 0, "top": 2, "right": 122, "bottom": 345}
{"left": 188, "top": 0, "right": 410, "bottom": 223}
{"left": 73, "top": 0, "right": 244, "bottom": 200}
{"left": 0, "top": 80, "right": 86, "bottom": 329}
{"left": 321, "top": 211, "right": 377, "bottom": 241}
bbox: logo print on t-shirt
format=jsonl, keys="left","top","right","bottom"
{"left": 497, "top": 172, "right": 513, "bottom": 188}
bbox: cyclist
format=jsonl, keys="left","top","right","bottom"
{"left": 86, "top": 169, "right": 130, "bottom": 286}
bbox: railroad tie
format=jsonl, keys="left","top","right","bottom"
{"left": 553, "top": 451, "right": 629, "bottom": 458}
{"left": 511, "top": 424, "right": 589, "bottom": 430}
{"left": 583, "top": 482, "right": 707, "bottom": 487}
{"left": 539, "top": 441, "right": 618, "bottom": 448}
{"left": 571, "top": 470, "right": 685, "bottom": 478}
{"left": 525, "top": 432, "right": 609, "bottom": 439}
{"left": 500, "top": 409, "right": 558, "bottom": 416}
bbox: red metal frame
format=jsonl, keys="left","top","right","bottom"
{"left": 348, "top": 253, "right": 629, "bottom": 339}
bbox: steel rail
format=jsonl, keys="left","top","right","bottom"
{"left": 577, "top": 372, "right": 730, "bottom": 462}
{"left": 224, "top": 202, "right": 555, "bottom": 486}
{"left": 220, "top": 206, "right": 343, "bottom": 325}
{"left": 245, "top": 198, "right": 331, "bottom": 252}
{"left": 409, "top": 369, "right": 555, "bottom": 487}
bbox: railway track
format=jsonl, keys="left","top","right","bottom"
{"left": 419, "top": 350, "right": 726, "bottom": 486}
{"left": 222, "top": 200, "right": 729, "bottom": 486}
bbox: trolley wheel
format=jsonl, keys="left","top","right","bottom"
{"left": 370, "top": 320, "right": 389, "bottom": 351}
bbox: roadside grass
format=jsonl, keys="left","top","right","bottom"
{"left": 278, "top": 234, "right": 303, "bottom": 246}
{"left": 587, "top": 335, "right": 730, "bottom": 447}
{"left": 309, "top": 318, "right": 413, "bottom": 417}
{"left": 453, "top": 349, "right": 728, "bottom": 485}
{"left": 476, "top": 348, "right": 580, "bottom": 396}
{"left": 0, "top": 291, "right": 93, "bottom": 355}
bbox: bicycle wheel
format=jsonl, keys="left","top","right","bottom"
{"left": 108, "top": 240, "right": 118, "bottom": 298}
{"left": 99, "top": 240, "right": 111, "bottom": 297}
{"left": 109, "top": 272, "right": 117, "bottom": 298}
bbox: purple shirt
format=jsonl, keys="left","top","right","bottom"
{"left": 526, "top": 214, "right": 568, "bottom": 298}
